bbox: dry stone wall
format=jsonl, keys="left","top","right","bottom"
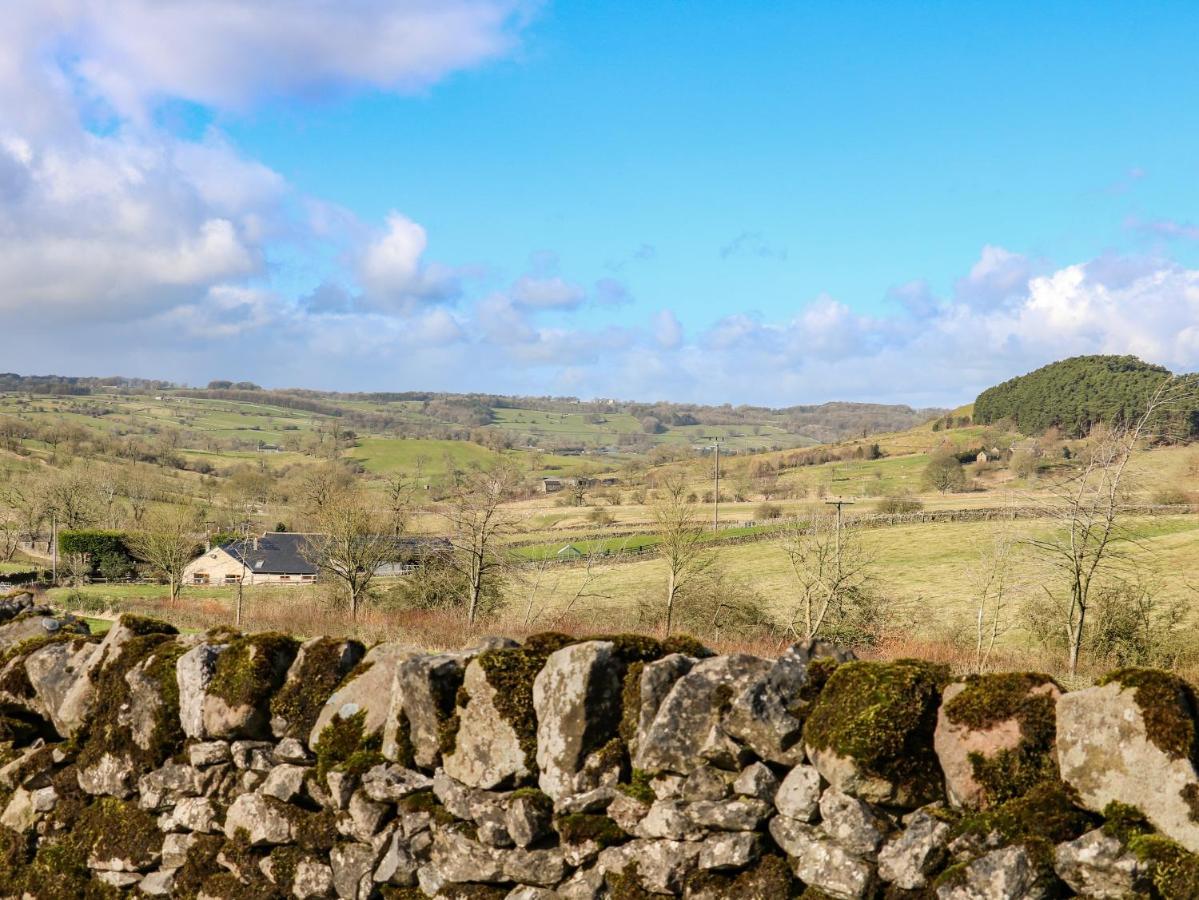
{"left": 0, "top": 597, "right": 1195, "bottom": 898}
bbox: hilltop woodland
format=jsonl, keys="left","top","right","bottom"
{"left": 0, "top": 355, "right": 1196, "bottom": 684}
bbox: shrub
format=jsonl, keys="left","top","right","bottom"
{"left": 754, "top": 502, "right": 783, "bottom": 520}
{"left": 875, "top": 496, "right": 923, "bottom": 514}
{"left": 1152, "top": 487, "right": 1193, "bottom": 506}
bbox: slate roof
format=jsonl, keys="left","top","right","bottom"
{"left": 221, "top": 533, "right": 318, "bottom": 575}
{"left": 219, "top": 533, "right": 451, "bottom": 575}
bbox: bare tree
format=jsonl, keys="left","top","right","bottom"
{"left": 0, "top": 508, "right": 21, "bottom": 562}
{"left": 302, "top": 486, "right": 399, "bottom": 622}
{"left": 383, "top": 475, "right": 415, "bottom": 536}
{"left": 127, "top": 505, "right": 202, "bottom": 605}
{"left": 781, "top": 513, "right": 875, "bottom": 642}
{"left": 0, "top": 476, "right": 46, "bottom": 551}
{"left": 516, "top": 541, "right": 616, "bottom": 628}
{"left": 41, "top": 467, "right": 100, "bottom": 531}
{"left": 441, "top": 466, "right": 518, "bottom": 625}
{"left": 971, "top": 532, "right": 1021, "bottom": 673}
{"left": 1028, "top": 377, "right": 1198, "bottom": 676}
{"left": 652, "top": 475, "right": 711, "bottom": 636}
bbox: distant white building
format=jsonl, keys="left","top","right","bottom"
{"left": 183, "top": 533, "right": 449, "bottom": 586}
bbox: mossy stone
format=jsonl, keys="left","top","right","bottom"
{"left": 269, "top": 636, "right": 365, "bottom": 741}
{"left": 1129, "top": 834, "right": 1199, "bottom": 899}
{"left": 76, "top": 632, "right": 184, "bottom": 773}
{"left": 208, "top": 631, "right": 299, "bottom": 710}
{"left": 954, "top": 781, "right": 1096, "bottom": 847}
{"left": 554, "top": 812, "right": 626, "bottom": 849}
{"left": 1097, "top": 668, "right": 1199, "bottom": 763}
{"left": 684, "top": 853, "right": 798, "bottom": 897}
{"left": 313, "top": 708, "right": 384, "bottom": 783}
{"left": 942, "top": 672, "right": 1061, "bottom": 806}
{"left": 803, "top": 659, "right": 949, "bottom": 805}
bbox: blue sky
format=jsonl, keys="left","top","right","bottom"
{"left": 2, "top": 1, "right": 1198, "bottom": 405}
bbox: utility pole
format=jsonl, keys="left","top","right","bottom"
{"left": 50, "top": 514, "right": 57, "bottom": 584}
{"left": 235, "top": 520, "right": 250, "bottom": 629}
{"left": 823, "top": 497, "right": 855, "bottom": 556}
{"left": 710, "top": 437, "right": 723, "bottom": 532}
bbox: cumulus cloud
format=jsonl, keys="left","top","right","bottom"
{"left": 0, "top": 1, "right": 530, "bottom": 327}
{"left": 357, "top": 213, "right": 460, "bottom": 313}
{"left": 25, "top": 0, "right": 536, "bottom": 118}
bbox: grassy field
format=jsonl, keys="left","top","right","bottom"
{"left": 508, "top": 514, "right": 1199, "bottom": 647}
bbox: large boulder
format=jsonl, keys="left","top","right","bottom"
{"left": 722, "top": 642, "right": 846, "bottom": 766}
{"left": 383, "top": 651, "right": 468, "bottom": 768}
{"left": 309, "top": 642, "right": 416, "bottom": 751}
{"left": 534, "top": 640, "right": 623, "bottom": 801}
{"left": 1057, "top": 669, "right": 1199, "bottom": 852}
{"left": 270, "top": 636, "right": 365, "bottom": 741}
{"left": 803, "top": 659, "right": 948, "bottom": 808}
{"left": 201, "top": 632, "right": 298, "bottom": 740}
{"left": 442, "top": 640, "right": 576, "bottom": 791}
{"left": 23, "top": 636, "right": 101, "bottom": 736}
{"left": 635, "top": 654, "right": 772, "bottom": 775}
{"left": 934, "top": 673, "right": 1061, "bottom": 809}
{"left": 442, "top": 654, "right": 532, "bottom": 789}
{"left": 176, "top": 641, "right": 225, "bottom": 739}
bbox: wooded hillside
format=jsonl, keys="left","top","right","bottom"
{"left": 973, "top": 355, "right": 1198, "bottom": 437}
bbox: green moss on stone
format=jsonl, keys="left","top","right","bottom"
{"left": 78, "top": 796, "right": 161, "bottom": 869}
{"left": 476, "top": 643, "right": 563, "bottom": 771}
{"left": 436, "top": 885, "right": 508, "bottom": 900}
{"left": 945, "top": 672, "right": 1061, "bottom": 805}
{"left": 208, "top": 631, "right": 299, "bottom": 710}
{"left": 954, "top": 781, "right": 1096, "bottom": 847}
{"left": 398, "top": 789, "right": 459, "bottom": 827}
{"left": 268, "top": 636, "right": 365, "bottom": 741}
{"left": 172, "top": 833, "right": 225, "bottom": 900}
{"left": 115, "top": 613, "right": 177, "bottom": 637}
{"left": 608, "top": 863, "right": 656, "bottom": 899}
{"left": 438, "top": 685, "right": 467, "bottom": 757}
{"left": 313, "top": 708, "right": 384, "bottom": 783}
{"left": 618, "top": 661, "right": 644, "bottom": 748}
{"left": 76, "top": 632, "right": 185, "bottom": 772}
{"left": 802, "top": 659, "right": 950, "bottom": 804}
{"left": 1129, "top": 834, "right": 1199, "bottom": 899}
{"left": 661, "top": 634, "right": 714, "bottom": 657}
{"left": 1101, "top": 800, "right": 1153, "bottom": 845}
{"left": 555, "top": 812, "right": 626, "bottom": 848}
{"left": 521, "top": 632, "right": 575, "bottom": 654}
{"left": 1097, "top": 668, "right": 1199, "bottom": 763}
{"left": 617, "top": 768, "right": 655, "bottom": 804}
{"left": 684, "top": 853, "right": 798, "bottom": 897}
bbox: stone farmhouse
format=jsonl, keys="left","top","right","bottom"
{"left": 183, "top": 532, "right": 449, "bottom": 586}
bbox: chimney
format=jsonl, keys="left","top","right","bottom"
{"left": 252, "top": 536, "right": 259, "bottom": 552}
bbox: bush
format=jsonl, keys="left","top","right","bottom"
{"left": 586, "top": 506, "right": 614, "bottom": 527}
{"left": 755, "top": 502, "right": 783, "bottom": 520}
{"left": 875, "top": 496, "right": 923, "bottom": 514}
{"left": 1152, "top": 487, "right": 1193, "bottom": 506}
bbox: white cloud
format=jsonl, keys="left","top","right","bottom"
{"left": 653, "top": 309, "right": 683, "bottom": 349}
{"left": 357, "top": 213, "right": 460, "bottom": 313}
{"left": 509, "top": 275, "right": 586, "bottom": 310}
{"left": 0, "top": 1, "right": 529, "bottom": 326}
{"left": 27, "top": 1, "right": 537, "bottom": 118}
